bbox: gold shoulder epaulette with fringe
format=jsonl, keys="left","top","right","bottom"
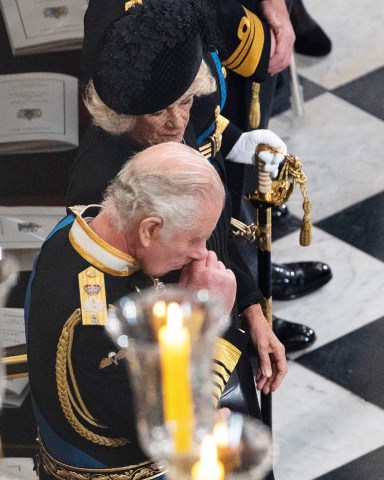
{"left": 78, "top": 266, "right": 108, "bottom": 326}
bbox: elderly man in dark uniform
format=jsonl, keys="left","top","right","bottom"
{"left": 26, "top": 142, "right": 237, "bottom": 478}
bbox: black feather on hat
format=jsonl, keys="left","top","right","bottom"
{"left": 91, "top": 0, "right": 216, "bottom": 115}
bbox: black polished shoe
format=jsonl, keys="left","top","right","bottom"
{"left": 273, "top": 316, "right": 316, "bottom": 353}
{"left": 294, "top": 24, "right": 332, "bottom": 57}
{"left": 272, "top": 261, "right": 332, "bottom": 300}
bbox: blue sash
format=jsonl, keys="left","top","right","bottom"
{"left": 196, "top": 50, "right": 227, "bottom": 146}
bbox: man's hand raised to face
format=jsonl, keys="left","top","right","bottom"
{"left": 179, "top": 251, "right": 237, "bottom": 314}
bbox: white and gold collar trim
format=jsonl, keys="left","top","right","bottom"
{"left": 68, "top": 205, "right": 141, "bottom": 277}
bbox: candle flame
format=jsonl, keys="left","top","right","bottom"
{"left": 167, "top": 302, "right": 183, "bottom": 331}
{"left": 192, "top": 434, "right": 225, "bottom": 480}
{"left": 213, "top": 420, "right": 228, "bottom": 447}
{"left": 153, "top": 300, "right": 167, "bottom": 318}
{"left": 200, "top": 434, "right": 218, "bottom": 464}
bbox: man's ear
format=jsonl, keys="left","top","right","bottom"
{"left": 138, "top": 217, "right": 164, "bottom": 247}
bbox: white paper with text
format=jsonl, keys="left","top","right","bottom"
{"left": 0, "top": 0, "right": 88, "bottom": 55}
{"left": 0, "top": 72, "right": 78, "bottom": 154}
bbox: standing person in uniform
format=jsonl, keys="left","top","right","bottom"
{"left": 210, "top": 0, "right": 332, "bottom": 351}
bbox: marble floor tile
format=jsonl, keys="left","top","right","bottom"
{"left": 332, "top": 67, "right": 384, "bottom": 122}
{"left": 272, "top": 363, "right": 384, "bottom": 480}
{"left": 317, "top": 191, "right": 384, "bottom": 262}
{"left": 271, "top": 227, "right": 384, "bottom": 353}
{"left": 297, "top": 317, "right": 384, "bottom": 409}
{"left": 313, "top": 446, "right": 384, "bottom": 480}
{"left": 294, "top": 0, "right": 384, "bottom": 90}
{"left": 269, "top": 92, "right": 384, "bottom": 222}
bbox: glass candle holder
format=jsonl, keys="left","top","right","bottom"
{"left": 167, "top": 410, "right": 274, "bottom": 480}
{"left": 106, "top": 285, "right": 230, "bottom": 460}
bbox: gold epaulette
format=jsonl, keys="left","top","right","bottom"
{"left": 78, "top": 266, "right": 108, "bottom": 326}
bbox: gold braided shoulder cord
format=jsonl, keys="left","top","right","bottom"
{"left": 56, "top": 309, "right": 129, "bottom": 447}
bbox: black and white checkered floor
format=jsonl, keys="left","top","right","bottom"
{"left": 1, "top": 0, "right": 384, "bottom": 478}
{"left": 267, "top": 1, "right": 384, "bottom": 478}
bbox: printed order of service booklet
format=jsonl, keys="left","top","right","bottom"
{"left": 0, "top": 0, "right": 88, "bottom": 55}
{"left": 0, "top": 72, "right": 79, "bottom": 154}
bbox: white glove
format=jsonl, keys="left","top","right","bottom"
{"left": 226, "top": 129, "right": 287, "bottom": 178}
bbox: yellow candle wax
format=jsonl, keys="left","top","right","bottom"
{"left": 191, "top": 434, "right": 225, "bottom": 480}
{"left": 158, "top": 302, "right": 193, "bottom": 453}
{"left": 152, "top": 300, "right": 167, "bottom": 333}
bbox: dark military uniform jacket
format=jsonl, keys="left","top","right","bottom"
{"left": 26, "top": 208, "right": 166, "bottom": 478}
{"left": 26, "top": 206, "right": 256, "bottom": 478}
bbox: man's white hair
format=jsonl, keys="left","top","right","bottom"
{"left": 102, "top": 142, "right": 225, "bottom": 237}
{"left": 84, "top": 59, "right": 217, "bottom": 135}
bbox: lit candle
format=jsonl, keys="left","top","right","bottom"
{"left": 158, "top": 302, "right": 193, "bottom": 453}
{"left": 191, "top": 434, "right": 225, "bottom": 480}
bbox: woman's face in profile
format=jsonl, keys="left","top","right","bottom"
{"left": 129, "top": 93, "right": 193, "bottom": 146}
